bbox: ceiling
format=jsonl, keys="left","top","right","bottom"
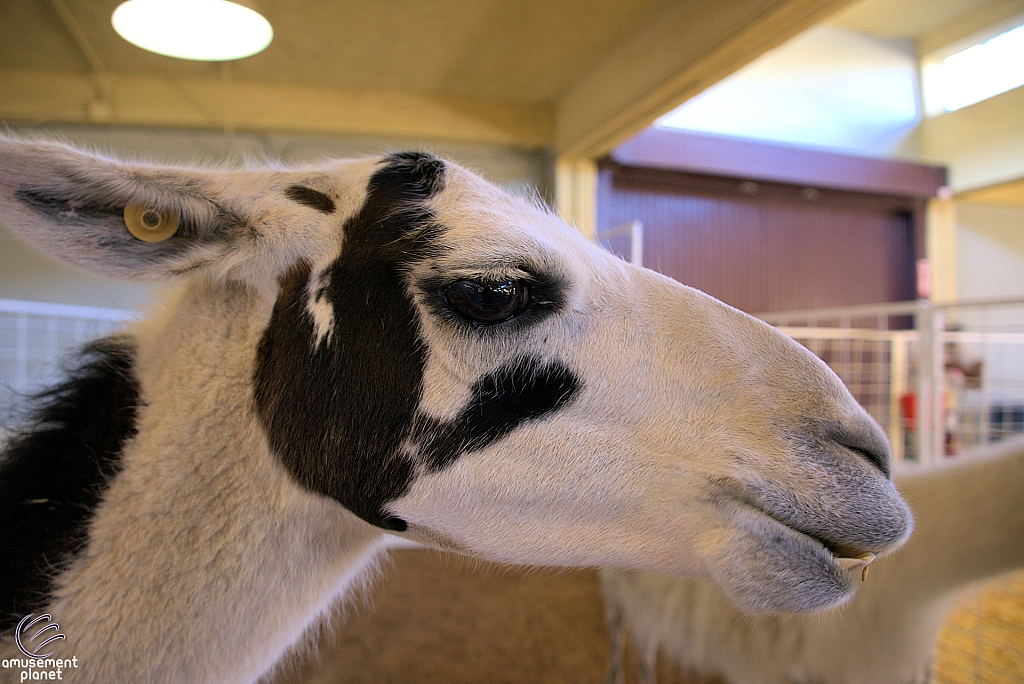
{"left": 828, "top": 0, "right": 997, "bottom": 40}
{"left": 0, "top": 0, "right": 854, "bottom": 154}
{"left": 829, "top": 0, "right": 1024, "bottom": 55}
{"left": 2, "top": 0, "right": 677, "bottom": 104}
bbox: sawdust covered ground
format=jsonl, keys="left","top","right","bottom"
{"left": 271, "top": 548, "right": 613, "bottom": 684}
{"left": 273, "top": 550, "right": 1024, "bottom": 684}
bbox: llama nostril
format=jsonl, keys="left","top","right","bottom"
{"left": 844, "top": 443, "right": 890, "bottom": 477}
{"left": 823, "top": 413, "right": 888, "bottom": 479}
{"left": 828, "top": 418, "right": 893, "bottom": 477}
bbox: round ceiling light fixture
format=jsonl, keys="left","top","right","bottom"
{"left": 112, "top": 0, "right": 273, "bottom": 61}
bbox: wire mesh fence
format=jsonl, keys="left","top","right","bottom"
{"left": 0, "top": 298, "right": 136, "bottom": 426}
{"left": 761, "top": 298, "right": 1024, "bottom": 468}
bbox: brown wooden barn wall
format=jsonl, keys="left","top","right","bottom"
{"left": 597, "top": 164, "right": 921, "bottom": 315}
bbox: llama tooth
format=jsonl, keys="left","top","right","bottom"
{"left": 837, "top": 553, "right": 876, "bottom": 578}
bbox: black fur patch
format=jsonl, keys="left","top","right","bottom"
{"left": 370, "top": 151, "right": 446, "bottom": 200}
{"left": 255, "top": 153, "right": 448, "bottom": 532}
{"left": 255, "top": 152, "right": 581, "bottom": 531}
{"left": 414, "top": 359, "right": 580, "bottom": 472}
{"left": 0, "top": 337, "right": 138, "bottom": 631}
{"left": 284, "top": 185, "right": 336, "bottom": 214}
{"left": 15, "top": 187, "right": 121, "bottom": 221}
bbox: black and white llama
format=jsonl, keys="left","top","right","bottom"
{"left": 0, "top": 138, "right": 911, "bottom": 683}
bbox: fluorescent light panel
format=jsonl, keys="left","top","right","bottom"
{"left": 923, "top": 22, "right": 1024, "bottom": 115}
{"left": 112, "top": 0, "right": 273, "bottom": 61}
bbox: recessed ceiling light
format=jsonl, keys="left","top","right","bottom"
{"left": 112, "top": 0, "right": 273, "bottom": 61}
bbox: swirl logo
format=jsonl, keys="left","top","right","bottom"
{"left": 15, "top": 614, "right": 65, "bottom": 659}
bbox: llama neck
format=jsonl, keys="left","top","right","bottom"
{"left": 885, "top": 439, "right": 1024, "bottom": 604}
{"left": 37, "top": 283, "right": 393, "bottom": 684}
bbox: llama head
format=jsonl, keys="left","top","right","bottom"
{"left": 0, "top": 138, "right": 911, "bottom": 613}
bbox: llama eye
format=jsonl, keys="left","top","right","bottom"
{"left": 443, "top": 279, "right": 529, "bottom": 324}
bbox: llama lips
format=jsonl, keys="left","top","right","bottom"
{"left": 837, "top": 553, "right": 876, "bottom": 581}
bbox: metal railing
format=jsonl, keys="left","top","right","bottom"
{"left": 597, "top": 220, "right": 644, "bottom": 267}
{"left": 760, "top": 298, "right": 1024, "bottom": 466}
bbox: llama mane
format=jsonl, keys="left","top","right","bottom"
{"left": 0, "top": 336, "right": 139, "bottom": 630}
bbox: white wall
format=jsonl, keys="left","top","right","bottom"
{"left": 920, "top": 85, "right": 1024, "bottom": 192}
{"left": 0, "top": 124, "right": 554, "bottom": 310}
{"left": 0, "top": 227, "right": 153, "bottom": 310}
{"left": 956, "top": 201, "right": 1024, "bottom": 300}
{"left": 657, "top": 25, "right": 921, "bottom": 156}
{"left": 953, "top": 201, "right": 1024, "bottom": 408}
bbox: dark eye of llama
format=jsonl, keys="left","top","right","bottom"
{"left": 443, "top": 279, "right": 529, "bottom": 324}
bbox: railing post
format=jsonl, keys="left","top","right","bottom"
{"left": 931, "top": 307, "right": 946, "bottom": 464}
{"left": 916, "top": 301, "right": 945, "bottom": 465}
{"left": 915, "top": 302, "right": 931, "bottom": 464}
{"left": 630, "top": 220, "right": 644, "bottom": 268}
{"left": 888, "top": 333, "right": 908, "bottom": 464}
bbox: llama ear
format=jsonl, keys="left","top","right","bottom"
{"left": 0, "top": 137, "right": 246, "bottom": 280}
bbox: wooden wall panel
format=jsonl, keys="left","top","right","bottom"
{"left": 598, "top": 166, "right": 917, "bottom": 315}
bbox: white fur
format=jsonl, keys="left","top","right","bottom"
{"left": 0, "top": 138, "right": 913, "bottom": 683}
{"left": 306, "top": 265, "right": 337, "bottom": 346}
{"left": 602, "top": 436, "right": 1024, "bottom": 684}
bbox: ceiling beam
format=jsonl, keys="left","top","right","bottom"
{"left": 0, "top": 68, "right": 554, "bottom": 148}
{"left": 554, "top": 0, "right": 856, "bottom": 158}
{"left": 612, "top": 128, "right": 947, "bottom": 198}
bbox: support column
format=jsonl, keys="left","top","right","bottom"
{"left": 554, "top": 157, "right": 598, "bottom": 240}
{"left": 926, "top": 197, "right": 958, "bottom": 303}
